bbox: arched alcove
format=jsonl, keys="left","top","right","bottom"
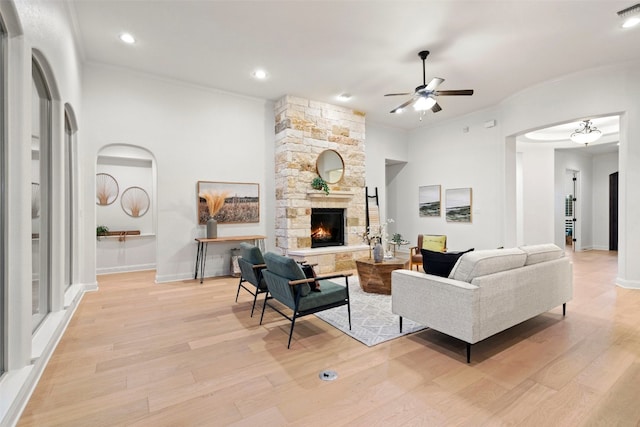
{"left": 96, "top": 144, "right": 158, "bottom": 274}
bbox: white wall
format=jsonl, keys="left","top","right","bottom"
{"left": 81, "top": 64, "right": 274, "bottom": 283}
{"left": 364, "top": 122, "right": 408, "bottom": 238}
{"left": 400, "top": 107, "right": 505, "bottom": 252}
{"left": 517, "top": 142, "right": 556, "bottom": 246}
{"left": 592, "top": 151, "right": 619, "bottom": 250}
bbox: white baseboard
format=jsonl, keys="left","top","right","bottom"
{"left": 155, "top": 272, "right": 200, "bottom": 284}
{"left": 155, "top": 269, "right": 232, "bottom": 284}
{"left": 84, "top": 281, "right": 99, "bottom": 292}
{"left": 96, "top": 263, "right": 155, "bottom": 275}
{"left": 616, "top": 277, "right": 640, "bottom": 289}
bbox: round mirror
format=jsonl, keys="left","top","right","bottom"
{"left": 316, "top": 149, "right": 345, "bottom": 184}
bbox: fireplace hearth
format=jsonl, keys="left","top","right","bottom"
{"left": 311, "top": 208, "right": 345, "bottom": 248}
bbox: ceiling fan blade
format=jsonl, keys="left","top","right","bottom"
{"left": 431, "top": 102, "right": 442, "bottom": 113}
{"left": 384, "top": 92, "right": 412, "bottom": 97}
{"left": 426, "top": 77, "right": 444, "bottom": 91}
{"left": 390, "top": 97, "right": 416, "bottom": 114}
{"left": 434, "top": 89, "right": 474, "bottom": 96}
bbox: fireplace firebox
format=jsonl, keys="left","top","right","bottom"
{"left": 311, "top": 208, "right": 345, "bottom": 248}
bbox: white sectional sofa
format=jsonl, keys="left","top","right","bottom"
{"left": 391, "top": 244, "right": 573, "bottom": 362}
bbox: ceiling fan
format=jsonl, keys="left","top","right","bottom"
{"left": 385, "top": 50, "right": 474, "bottom": 116}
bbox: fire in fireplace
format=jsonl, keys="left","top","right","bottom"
{"left": 311, "top": 208, "right": 345, "bottom": 248}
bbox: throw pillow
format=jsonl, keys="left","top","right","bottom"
{"left": 422, "top": 235, "right": 447, "bottom": 252}
{"left": 422, "top": 248, "right": 474, "bottom": 277}
{"left": 299, "top": 262, "right": 321, "bottom": 292}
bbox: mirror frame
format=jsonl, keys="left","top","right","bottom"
{"left": 316, "top": 149, "right": 345, "bottom": 184}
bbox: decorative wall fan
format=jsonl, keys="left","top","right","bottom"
{"left": 121, "top": 186, "right": 150, "bottom": 218}
{"left": 96, "top": 173, "right": 119, "bottom": 206}
{"left": 385, "top": 50, "right": 474, "bottom": 118}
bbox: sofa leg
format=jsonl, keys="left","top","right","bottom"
{"left": 399, "top": 316, "right": 403, "bottom": 333}
{"left": 563, "top": 303, "right": 566, "bottom": 317}
{"left": 466, "top": 343, "right": 471, "bottom": 363}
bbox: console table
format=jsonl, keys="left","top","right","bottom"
{"left": 355, "top": 257, "right": 409, "bottom": 294}
{"left": 194, "top": 235, "right": 266, "bottom": 283}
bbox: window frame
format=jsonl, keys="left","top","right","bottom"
{"left": 31, "top": 58, "right": 52, "bottom": 331}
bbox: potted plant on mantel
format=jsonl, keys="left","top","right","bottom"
{"left": 311, "top": 176, "right": 330, "bottom": 195}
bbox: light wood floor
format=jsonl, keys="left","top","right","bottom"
{"left": 19, "top": 250, "right": 640, "bottom": 426}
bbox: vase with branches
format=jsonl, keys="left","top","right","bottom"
{"left": 199, "top": 191, "right": 228, "bottom": 238}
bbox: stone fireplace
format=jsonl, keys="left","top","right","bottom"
{"left": 274, "top": 95, "right": 369, "bottom": 272}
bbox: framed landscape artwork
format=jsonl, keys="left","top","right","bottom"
{"left": 446, "top": 188, "right": 472, "bottom": 223}
{"left": 197, "top": 181, "right": 260, "bottom": 224}
{"left": 419, "top": 185, "right": 441, "bottom": 217}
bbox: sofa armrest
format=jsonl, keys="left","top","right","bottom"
{"left": 391, "top": 269, "right": 479, "bottom": 343}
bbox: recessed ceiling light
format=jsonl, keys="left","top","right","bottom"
{"left": 252, "top": 69, "right": 268, "bottom": 80}
{"left": 119, "top": 33, "right": 136, "bottom": 44}
{"left": 622, "top": 16, "right": 640, "bottom": 28}
{"left": 337, "top": 93, "right": 352, "bottom": 102}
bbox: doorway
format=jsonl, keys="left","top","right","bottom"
{"left": 564, "top": 170, "right": 578, "bottom": 251}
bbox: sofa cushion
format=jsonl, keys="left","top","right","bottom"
{"left": 264, "top": 252, "right": 310, "bottom": 296}
{"left": 520, "top": 243, "right": 564, "bottom": 265}
{"left": 448, "top": 248, "right": 527, "bottom": 283}
{"left": 422, "top": 235, "right": 447, "bottom": 252}
{"left": 422, "top": 248, "right": 474, "bottom": 277}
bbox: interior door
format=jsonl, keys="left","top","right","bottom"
{"left": 609, "top": 172, "right": 618, "bottom": 251}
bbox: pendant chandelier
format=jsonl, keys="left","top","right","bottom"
{"left": 570, "top": 120, "right": 602, "bottom": 145}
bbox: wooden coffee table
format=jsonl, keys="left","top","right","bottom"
{"left": 355, "top": 257, "right": 410, "bottom": 295}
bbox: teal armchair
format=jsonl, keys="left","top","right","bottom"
{"left": 260, "top": 252, "right": 351, "bottom": 348}
{"left": 235, "top": 242, "right": 268, "bottom": 317}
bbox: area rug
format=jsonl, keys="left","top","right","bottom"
{"left": 314, "top": 278, "right": 426, "bottom": 346}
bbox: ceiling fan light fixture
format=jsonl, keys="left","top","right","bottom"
{"left": 618, "top": 3, "right": 640, "bottom": 28}
{"left": 570, "top": 120, "right": 602, "bottom": 145}
{"left": 413, "top": 95, "right": 436, "bottom": 111}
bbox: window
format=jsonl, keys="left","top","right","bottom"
{"left": 31, "top": 59, "right": 52, "bottom": 330}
